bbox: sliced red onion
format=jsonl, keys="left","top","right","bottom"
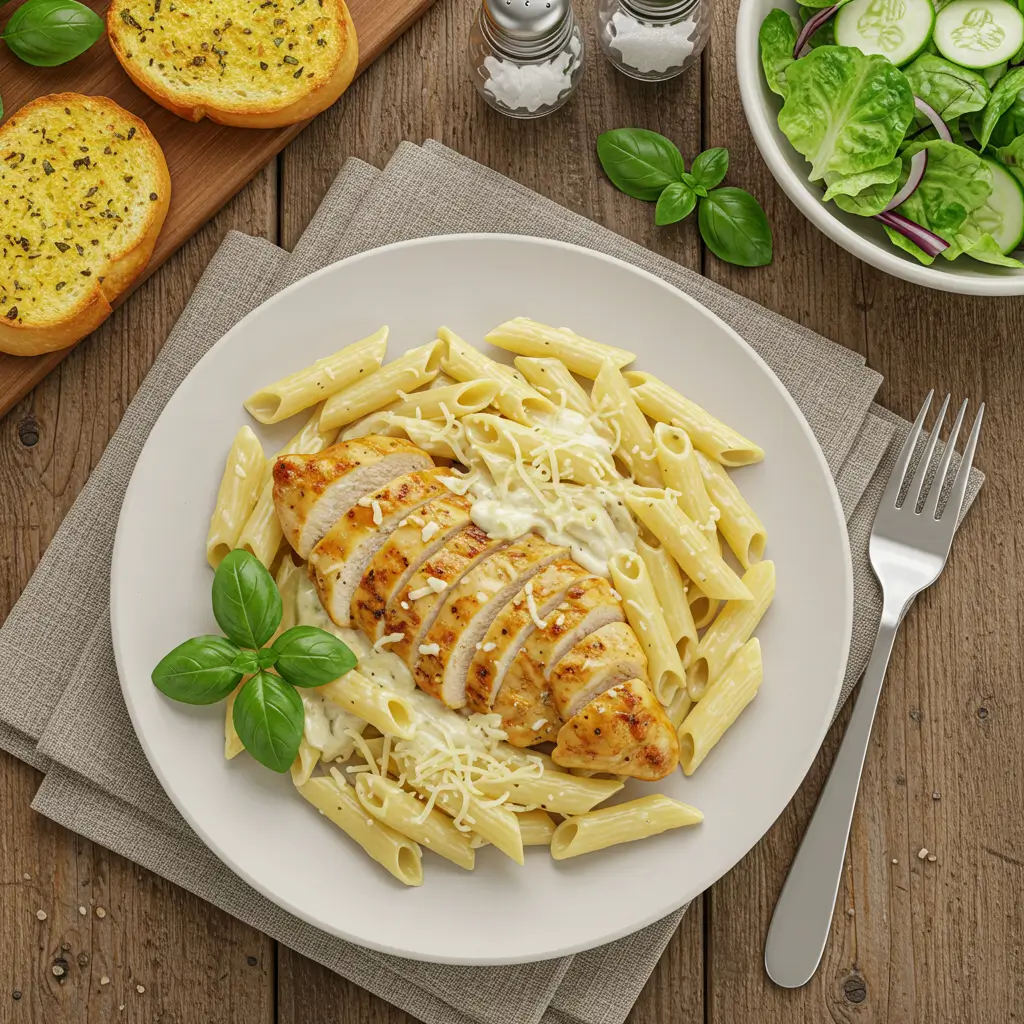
{"left": 874, "top": 210, "right": 950, "bottom": 258}
{"left": 794, "top": 5, "right": 838, "bottom": 58}
{"left": 882, "top": 149, "right": 928, "bottom": 213}
{"left": 914, "top": 97, "right": 952, "bottom": 142}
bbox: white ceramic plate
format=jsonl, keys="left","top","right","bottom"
{"left": 112, "top": 234, "right": 852, "bottom": 965}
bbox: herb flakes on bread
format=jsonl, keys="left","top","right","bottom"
{"left": 0, "top": 93, "right": 170, "bottom": 358}
{"left": 106, "top": 0, "right": 359, "bottom": 128}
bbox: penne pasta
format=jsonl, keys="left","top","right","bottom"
{"left": 319, "top": 339, "right": 444, "bottom": 431}
{"left": 653, "top": 422, "right": 720, "bottom": 554}
{"left": 297, "top": 775, "right": 423, "bottom": 885}
{"left": 472, "top": 772, "right": 624, "bottom": 816}
{"left": 518, "top": 809, "right": 558, "bottom": 847}
{"left": 678, "top": 638, "right": 763, "bottom": 775}
{"left": 626, "top": 490, "right": 753, "bottom": 601}
{"left": 624, "top": 371, "right": 764, "bottom": 467}
{"left": 317, "top": 673, "right": 416, "bottom": 740}
{"left": 354, "top": 772, "right": 475, "bottom": 870}
{"left": 688, "top": 561, "right": 775, "bottom": 700}
{"left": 290, "top": 738, "right": 320, "bottom": 786}
{"left": 550, "top": 795, "right": 703, "bottom": 860}
{"left": 206, "top": 426, "right": 266, "bottom": 569}
{"left": 696, "top": 451, "right": 767, "bottom": 569}
{"left": 609, "top": 550, "right": 685, "bottom": 704}
{"left": 635, "top": 535, "right": 699, "bottom": 668}
{"left": 274, "top": 556, "right": 303, "bottom": 634}
{"left": 244, "top": 327, "right": 388, "bottom": 424}
{"left": 439, "top": 327, "right": 554, "bottom": 425}
{"left": 685, "top": 582, "right": 720, "bottom": 631}
{"left": 666, "top": 687, "right": 693, "bottom": 730}
{"left": 485, "top": 318, "right": 635, "bottom": 378}
{"left": 224, "top": 682, "right": 245, "bottom": 760}
{"left": 513, "top": 355, "right": 598, "bottom": 418}
{"left": 341, "top": 410, "right": 472, "bottom": 463}
{"left": 592, "top": 362, "right": 662, "bottom": 487}
{"left": 390, "top": 379, "right": 500, "bottom": 421}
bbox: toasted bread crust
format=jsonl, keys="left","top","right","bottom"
{"left": 0, "top": 94, "right": 170, "bottom": 357}
{"left": 107, "top": 0, "right": 359, "bottom": 128}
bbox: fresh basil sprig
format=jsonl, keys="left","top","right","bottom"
{"left": 3, "top": 0, "right": 105, "bottom": 68}
{"left": 597, "top": 129, "right": 773, "bottom": 268}
{"left": 151, "top": 549, "right": 356, "bottom": 774}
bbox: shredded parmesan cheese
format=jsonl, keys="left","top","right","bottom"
{"left": 418, "top": 643, "right": 441, "bottom": 656}
{"left": 233, "top": 464, "right": 247, "bottom": 479}
{"left": 371, "top": 500, "right": 383, "bottom": 526}
{"left": 374, "top": 632, "right": 405, "bottom": 651}
{"left": 421, "top": 521, "right": 439, "bottom": 543}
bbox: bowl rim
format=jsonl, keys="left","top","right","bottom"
{"left": 735, "top": 2, "right": 1024, "bottom": 297}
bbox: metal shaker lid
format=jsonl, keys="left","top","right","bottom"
{"left": 482, "top": 0, "right": 573, "bottom": 57}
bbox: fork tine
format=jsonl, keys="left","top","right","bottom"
{"left": 923, "top": 398, "right": 968, "bottom": 520}
{"left": 939, "top": 403, "right": 984, "bottom": 525}
{"left": 881, "top": 390, "right": 933, "bottom": 509}
{"left": 906, "top": 393, "right": 949, "bottom": 510}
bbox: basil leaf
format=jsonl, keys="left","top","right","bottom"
{"left": 698, "top": 188, "right": 774, "bottom": 268}
{"left": 597, "top": 129, "right": 686, "bottom": 201}
{"left": 211, "top": 549, "right": 282, "bottom": 650}
{"left": 232, "top": 649, "right": 260, "bottom": 675}
{"left": 232, "top": 671, "right": 304, "bottom": 773}
{"left": 691, "top": 148, "right": 729, "bottom": 190}
{"left": 152, "top": 636, "right": 243, "bottom": 705}
{"left": 655, "top": 182, "right": 698, "bottom": 226}
{"left": 3, "top": 0, "right": 105, "bottom": 68}
{"left": 272, "top": 626, "right": 357, "bottom": 688}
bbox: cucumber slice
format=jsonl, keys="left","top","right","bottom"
{"left": 934, "top": 0, "right": 1024, "bottom": 69}
{"left": 966, "top": 157, "right": 1024, "bottom": 252}
{"left": 835, "top": 0, "right": 936, "bottom": 66}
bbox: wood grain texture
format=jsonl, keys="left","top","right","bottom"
{"left": 2, "top": 0, "right": 1023, "bottom": 1018}
{"left": 0, "top": 0, "right": 435, "bottom": 418}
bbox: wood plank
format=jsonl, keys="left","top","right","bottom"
{"left": 0, "top": 0, "right": 435, "bottom": 418}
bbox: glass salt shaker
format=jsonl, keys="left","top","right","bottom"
{"left": 468, "top": 0, "right": 586, "bottom": 119}
{"left": 595, "top": 0, "right": 711, "bottom": 82}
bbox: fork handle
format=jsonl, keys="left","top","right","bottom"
{"left": 764, "top": 599, "right": 905, "bottom": 988}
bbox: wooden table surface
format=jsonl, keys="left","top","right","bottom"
{"left": 2, "top": 0, "right": 1022, "bottom": 1020}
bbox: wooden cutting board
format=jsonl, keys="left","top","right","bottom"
{"left": 0, "top": 0, "right": 434, "bottom": 417}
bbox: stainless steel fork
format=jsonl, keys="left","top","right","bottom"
{"left": 764, "top": 391, "right": 984, "bottom": 989}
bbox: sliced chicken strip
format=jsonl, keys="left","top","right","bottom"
{"left": 308, "top": 469, "right": 449, "bottom": 628}
{"left": 550, "top": 622, "right": 649, "bottom": 721}
{"left": 273, "top": 436, "right": 432, "bottom": 558}
{"left": 464, "top": 560, "right": 589, "bottom": 714}
{"left": 351, "top": 493, "right": 474, "bottom": 641}
{"left": 414, "top": 534, "right": 568, "bottom": 708}
{"left": 494, "top": 576, "right": 624, "bottom": 746}
{"left": 382, "top": 525, "right": 509, "bottom": 664}
{"left": 553, "top": 678, "right": 680, "bottom": 781}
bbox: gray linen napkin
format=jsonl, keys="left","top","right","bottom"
{"left": 2, "top": 141, "right": 982, "bottom": 1024}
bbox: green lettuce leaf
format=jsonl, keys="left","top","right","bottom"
{"left": 778, "top": 46, "right": 915, "bottom": 183}
{"left": 823, "top": 157, "right": 903, "bottom": 202}
{"left": 994, "top": 133, "right": 1024, "bottom": 186}
{"left": 903, "top": 54, "right": 990, "bottom": 122}
{"left": 759, "top": 10, "right": 798, "bottom": 98}
{"left": 973, "top": 66, "right": 1024, "bottom": 150}
{"left": 798, "top": 4, "right": 835, "bottom": 47}
{"left": 834, "top": 178, "right": 900, "bottom": 216}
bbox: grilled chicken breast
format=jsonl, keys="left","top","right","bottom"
{"left": 308, "top": 469, "right": 449, "bottom": 628}
{"left": 553, "top": 678, "right": 680, "bottom": 781}
{"left": 414, "top": 535, "right": 568, "bottom": 707}
{"left": 273, "top": 436, "right": 432, "bottom": 558}
{"left": 350, "top": 493, "right": 475, "bottom": 641}
{"left": 550, "top": 621, "right": 648, "bottom": 721}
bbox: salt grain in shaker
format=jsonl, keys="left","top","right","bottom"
{"left": 468, "top": 0, "right": 586, "bottom": 119}
{"left": 595, "top": 0, "right": 711, "bottom": 81}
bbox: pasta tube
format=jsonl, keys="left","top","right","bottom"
{"left": 317, "top": 673, "right": 416, "bottom": 741}
{"left": 341, "top": 411, "right": 472, "bottom": 463}
{"left": 550, "top": 795, "right": 703, "bottom": 860}
{"left": 389, "top": 380, "right": 499, "bottom": 420}
{"left": 319, "top": 339, "right": 444, "bottom": 431}
{"left": 635, "top": 536, "right": 699, "bottom": 668}
{"left": 626, "top": 490, "right": 753, "bottom": 601}
{"left": 206, "top": 426, "right": 266, "bottom": 569}
{"left": 485, "top": 318, "right": 635, "bottom": 378}
{"left": 297, "top": 775, "right": 423, "bottom": 886}
{"left": 513, "top": 356, "right": 598, "bottom": 417}
{"left": 438, "top": 327, "right": 554, "bottom": 425}
{"left": 274, "top": 556, "right": 303, "bottom": 635}
{"left": 688, "top": 562, "right": 775, "bottom": 699}
{"left": 518, "top": 809, "right": 557, "bottom": 847}
{"left": 678, "top": 638, "right": 763, "bottom": 775}
{"left": 696, "top": 452, "right": 767, "bottom": 569}
{"left": 666, "top": 687, "right": 693, "bottom": 730}
{"left": 244, "top": 327, "right": 388, "bottom": 424}
{"left": 592, "top": 362, "right": 661, "bottom": 487}
{"left": 653, "top": 422, "right": 720, "bottom": 554}
{"left": 354, "top": 773, "right": 475, "bottom": 870}
{"left": 290, "top": 738, "right": 320, "bottom": 786}
{"left": 624, "top": 371, "right": 764, "bottom": 466}
{"left": 685, "top": 582, "right": 720, "bottom": 631}
{"left": 609, "top": 551, "right": 686, "bottom": 704}
{"left": 472, "top": 773, "right": 624, "bottom": 816}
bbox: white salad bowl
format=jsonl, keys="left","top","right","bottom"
{"left": 736, "top": 0, "right": 1024, "bottom": 295}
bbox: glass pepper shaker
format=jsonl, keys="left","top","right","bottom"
{"left": 468, "top": 0, "right": 586, "bottom": 119}
{"left": 595, "top": 0, "right": 711, "bottom": 82}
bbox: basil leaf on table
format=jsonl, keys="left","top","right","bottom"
{"left": 698, "top": 188, "right": 774, "bottom": 267}
{"left": 232, "top": 670, "right": 305, "bottom": 773}
{"left": 3, "top": 0, "right": 105, "bottom": 67}
{"left": 597, "top": 128, "right": 687, "bottom": 201}
{"left": 152, "top": 636, "right": 244, "bottom": 705}
{"left": 655, "top": 182, "right": 698, "bottom": 226}
{"left": 690, "top": 148, "right": 729, "bottom": 191}
{"left": 272, "top": 625, "right": 357, "bottom": 688}
{"left": 211, "top": 549, "right": 283, "bottom": 650}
